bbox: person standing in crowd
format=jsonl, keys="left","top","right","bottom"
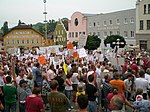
{"left": 133, "top": 88, "right": 150, "bottom": 112}
{"left": 77, "top": 94, "right": 88, "bottom": 112}
{"left": 71, "top": 64, "right": 79, "bottom": 102}
{"left": 130, "top": 58, "right": 139, "bottom": 77}
{"left": 107, "top": 86, "right": 134, "bottom": 111}
{"left": 41, "top": 74, "right": 50, "bottom": 110}
{"left": 124, "top": 73, "right": 133, "bottom": 101}
{"left": 86, "top": 75, "right": 98, "bottom": 112}
{"left": 101, "top": 73, "right": 112, "bottom": 111}
{"left": 3, "top": 76, "right": 17, "bottom": 112}
{"left": 135, "top": 70, "right": 149, "bottom": 100}
{"left": 32, "top": 62, "right": 37, "bottom": 82}
{"left": 47, "top": 64, "right": 55, "bottom": 82}
{"left": 48, "top": 80, "right": 70, "bottom": 112}
{"left": 145, "top": 68, "right": 150, "bottom": 87}
{"left": 109, "top": 95, "right": 125, "bottom": 112}
{"left": 110, "top": 72, "right": 127, "bottom": 94}
{"left": 18, "top": 79, "right": 32, "bottom": 112}
{"left": 65, "top": 73, "right": 73, "bottom": 100}
{"left": 16, "top": 68, "right": 27, "bottom": 85}
{"left": 25, "top": 87, "right": 44, "bottom": 112}
{"left": 34, "top": 62, "right": 43, "bottom": 87}
{"left": 54, "top": 68, "right": 65, "bottom": 93}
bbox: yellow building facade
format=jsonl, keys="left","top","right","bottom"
{"left": 3, "top": 24, "right": 44, "bottom": 53}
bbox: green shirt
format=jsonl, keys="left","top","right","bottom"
{"left": 48, "top": 92, "right": 70, "bottom": 112}
{"left": 3, "top": 84, "right": 17, "bottom": 104}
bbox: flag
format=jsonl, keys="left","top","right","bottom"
{"left": 63, "top": 62, "right": 68, "bottom": 75}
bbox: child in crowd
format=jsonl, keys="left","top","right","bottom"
{"left": 76, "top": 85, "right": 85, "bottom": 102}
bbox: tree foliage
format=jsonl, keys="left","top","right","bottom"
{"left": 104, "top": 35, "right": 126, "bottom": 48}
{"left": 1, "top": 21, "right": 9, "bottom": 35}
{"left": 72, "top": 41, "right": 78, "bottom": 47}
{"left": 84, "top": 35, "right": 101, "bottom": 50}
{"left": 32, "top": 19, "right": 57, "bottom": 34}
{"left": 61, "top": 18, "right": 68, "bottom": 31}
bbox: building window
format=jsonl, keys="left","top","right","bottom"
{"left": 110, "top": 31, "right": 113, "bottom": 36}
{"left": 104, "top": 32, "right": 107, "bottom": 37}
{"left": 131, "top": 31, "right": 134, "bottom": 37}
{"left": 62, "top": 30, "right": 63, "bottom": 34}
{"left": 7, "top": 40, "right": 10, "bottom": 44}
{"left": 89, "top": 22, "right": 91, "bottom": 27}
{"left": 93, "top": 32, "right": 96, "bottom": 35}
{"left": 117, "top": 31, "right": 120, "bottom": 35}
{"left": 79, "top": 32, "right": 82, "bottom": 35}
{"left": 36, "top": 39, "right": 39, "bottom": 43}
{"left": 147, "top": 20, "right": 150, "bottom": 30}
{"left": 110, "top": 20, "right": 112, "bottom": 25}
{"left": 148, "top": 4, "right": 150, "bottom": 14}
{"left": 75, "top": 32, "right": 78, "bottom": 37}
{"left": 144, "top": 5, "right": 147, "bottom": 14}
{"left": 93, "top": 22, "right": 96, "bottom": 27}
{"left": 74, "top": 18, "right": 79, "bottom": 26}
{"left": 22, "top": 40, "right": 24, "bottom": 44}
{"left": 12, "top": 40, "right": 15, "bottom": 44}
{"left": 17, "top": 40, "right": 19, "bottom": 44}
{"left": 32, "top": 39, "right": 34, "bottom": 44}
{"left": 97, "top": 22, "right": 100, "bottom": 26}
{"left": 69, "top": 32, "right": 71, "bottom": 38}
{"left": 140, "top": 20, "right": 144, "bottom": 30}
{"left": 59, "top": 30, "right": 60, "bottom": 34}
{"left": 83, "top": 32, "right": 85, "bottom": 35}
{"left": 124, "top": 31, "right": 128, "bottom": 37}
{"left": 98, "top": 32, "right": 100, "bottom": 36}
{"left": 124, "top": 18, "right": 128, "bottom": 24}
{"left": 130, "top": 18, "right": 134, "bottom": 23}
{"left": 140, "top": 40, "right": 147, "bottom": 50}
{"left": 72, "top": 32, "right": 74, "bottom": 38}
{"left": 104, "top": 21, "right": 107, "bottom": 26}
{"left": 26, "top": 40, "right": 29, "bottom": 44}
{"left": 116, "top": 19, "right": 120, "bottom": 24}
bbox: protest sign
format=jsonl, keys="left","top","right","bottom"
{"left": 38, "top": 55, "right": 46, "bottom": 65}
{"left": 77, "top": 48, "right": 87, "bottom": 58}
{"left": 78, "top": 34, "right": 87, "bottom": 48}
{"left": 67, "top": 44, "right": 74, "bottom": 49}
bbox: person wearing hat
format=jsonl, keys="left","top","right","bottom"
{"left": 18, "top": 79, "right": 32, "bottom": 112}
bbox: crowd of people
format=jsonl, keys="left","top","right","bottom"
{"left": 0, "top": 48, "right": 149, "bottom": 112}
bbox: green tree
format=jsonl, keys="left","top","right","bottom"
{"left": 104, "top": 35, "right": 126, "bottom": 48}
{"left": 84, "top": 35, "right": 101, "bottom": 50}
{"left": 72, "top": 41, "right": 78, "bottom": 47}
{"left": 1, "top": 21, "right": 9, "bottom": 34}
{"left": 61, "top": 18, "right": 68, "bottom": 31}
{"left": 47, "top": 19, "right": 57, "bottom": 33}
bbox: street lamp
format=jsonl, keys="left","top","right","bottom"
{"left": 43, "top": 0, "right": 47, "bottom": 46}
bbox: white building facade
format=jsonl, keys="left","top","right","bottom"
{"left": 136, "top": 0, "right": 150, "bottom": 50}
{"left": 87, "top": 9, "right": 136, "bottom": 46}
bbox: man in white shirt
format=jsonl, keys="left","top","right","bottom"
{"left": 135, "top": 70, "right": 149, "bottom": 100}
{"left": 145, "top": 68, "right": 150, "bottom": 88}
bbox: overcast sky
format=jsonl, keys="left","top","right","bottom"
{"left": 0, "top": 0, "right": 137, "bottom": 28}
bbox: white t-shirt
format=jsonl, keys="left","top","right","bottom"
{"left": 145, "top": 73, "right": 150, "bottom": 83}
{"left": 71, "top": 73, "right": 79, "bottom": 84}
{"left": 124, "top": 79, "right": 132, "bottom": 90}
{"left": 134, "top": 78, "right": 149, "bottom": 93}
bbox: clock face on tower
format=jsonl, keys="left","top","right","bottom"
{"left": 74, "top": 18, "right": 79, "bottom": 26}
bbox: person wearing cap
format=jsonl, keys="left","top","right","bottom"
{"left": 18, "top": 79, "right": 32, "bottom": 112}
